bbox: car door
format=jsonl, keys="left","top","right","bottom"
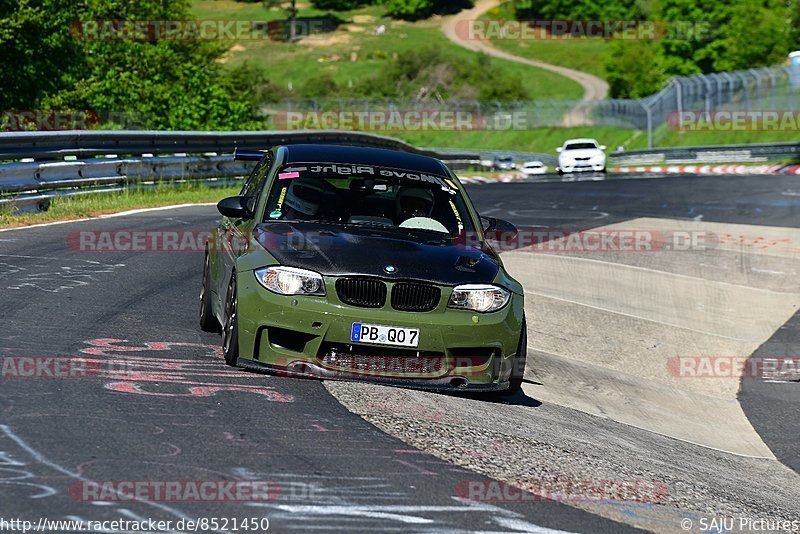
{"left": 214, "top": 152, "right": 274, "bottom": 300}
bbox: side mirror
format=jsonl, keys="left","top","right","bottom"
{"left": 556, "top": 147, "right": 562, "bottom": 152}
{"left": 481, "top": 216, "right": 518, "bottom": 241}
{"left": 599, "top": 145, "right": 607, "bottom": 151}
{"left": 217, "top": 196, "right": 251, "bottom": 219}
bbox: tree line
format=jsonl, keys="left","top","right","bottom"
{"left": 513, "top": 0, "right": 800, "bottom": 98}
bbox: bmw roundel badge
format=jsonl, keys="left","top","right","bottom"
{"left": 384, "top": 265, "right": 397, "bottom": 274}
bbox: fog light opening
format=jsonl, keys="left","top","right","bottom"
{"left": 450, "top": 377, "right": 468, "bottom": 388}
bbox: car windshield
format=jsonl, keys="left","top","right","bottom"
{"left": 263, "top": 163, "right": 476, "bottom": 236}
{"left": 564, "top": 142, "right": 598, "bottom": 150}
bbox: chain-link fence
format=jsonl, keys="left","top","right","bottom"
{"left": 266, "top": 64, "right": 800, "bottom": 148}
{"left": 594, "top": 64, "right": 800, "bottom": 147}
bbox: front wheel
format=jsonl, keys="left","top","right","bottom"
{"left": 222, "top": 273, "right": 240, "bottom": 367}
{"left": 199, "top": 251, "right": 220, "bottom": 332}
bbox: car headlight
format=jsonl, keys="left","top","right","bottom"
{"left": 254, "top": 266, "right": 325, "bottom": 296}
{"left": 448, "top": 284, "right": 510, "bottom": 312}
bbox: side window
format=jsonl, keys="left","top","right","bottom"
{"left": 240, "top": 152, "right": 273, "bottom": 214}
{"left": 239, "top": 161, "right": 262, "bottom": 198}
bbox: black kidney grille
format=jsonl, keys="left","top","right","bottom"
{"left": 336, "top": 278, "right": 387, "bottom": 308}
{"left": 391, "top": 283, "right": 441, "bottom": 312}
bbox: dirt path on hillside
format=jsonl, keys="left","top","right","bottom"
{"left": 442, "top": 0, "right": 609, "bottom": 125}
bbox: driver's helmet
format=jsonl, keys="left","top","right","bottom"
{"left": 396, "top": 187, "right": 435, "bottom": 221}
{"left": 283, "top": 179, "right": 326, "bottom": 218}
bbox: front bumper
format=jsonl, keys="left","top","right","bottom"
{"left": 558, "top": 161, "right": 605, "bottom": 173}
{"left": 236, "top": 273, "right": 524, "bottom": 390}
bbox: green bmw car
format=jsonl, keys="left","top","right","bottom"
{"left": 200, "top": 144, "right": 527, "bottom": 393}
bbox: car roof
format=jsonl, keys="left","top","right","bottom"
{"left": 281, "top": 144, "right": 450, "bottom": 175}
{"left": 563, "top": 138, "right": 598, "bottom": 145}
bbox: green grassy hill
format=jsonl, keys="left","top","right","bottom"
{"left": 191, "top": 0, "right": 583, "bottom": 101}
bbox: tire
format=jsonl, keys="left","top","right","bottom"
{"left": 501, "top": 316, "right": 527, "bottom": 395}
{"left": 221, "top": 273, "right": 240, "bottom": 367}
{"left": 199, "top": 251, "right": 221, "bottom": 333}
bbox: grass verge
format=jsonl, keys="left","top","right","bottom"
{"left": 0, "top": 184, "right": 240, "bottom": 229}
{"left": 655, "top": 127, "right": 800, "bottom": 147}
{"left": 398, "top": 126, "right": 647, "bottom": 152}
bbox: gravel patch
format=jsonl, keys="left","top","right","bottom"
{"left": 326, "top": 381, "right": 800, "bottom": 532}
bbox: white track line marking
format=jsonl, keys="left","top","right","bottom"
{"left": 0, "top": 203, "right": 217, "bottom": 233}
{"left": 0, "top": 424, "right": 221, "bottom": 531}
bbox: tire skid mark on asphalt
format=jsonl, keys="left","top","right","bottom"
{"left": 0, "top": 256, "right": 125, "bottom": 293}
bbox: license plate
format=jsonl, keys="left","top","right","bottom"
{"left": 351, "top": 323, "right": 420, "bottom": 348}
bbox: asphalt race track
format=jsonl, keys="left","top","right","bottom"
{"left": 2, "top": 173, "right": 800, "bottom": 533}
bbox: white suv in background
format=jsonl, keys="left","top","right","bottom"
{"left": 556, "top": 138, "right": 606, "bottom": 174}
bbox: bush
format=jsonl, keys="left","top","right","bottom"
{"left": 355, "top": 45, "right": 529, "bottom": 101}
{"left": 381, "top": 0, "right": 472, "bottom": 20}
{"left": 311, "top": 0, "right": 375, "bottom": 9}
{"left": 302, "top": 74, "right": 341, "bottom": 98}
{"left": 1, "top": 0, "right": 270, "bottom": 129}
{"left": 603, "top": 41, "right": 666, "bottom": 99}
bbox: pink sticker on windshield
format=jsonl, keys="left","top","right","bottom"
{"left": 278, "top": 172, "right": 300, "bottom": 180}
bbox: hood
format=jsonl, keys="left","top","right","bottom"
{"left": 254, "top": 222, "right": 500, "bottom": 286}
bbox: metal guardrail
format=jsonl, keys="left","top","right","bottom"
{"left": 610, "top": 141, "right": 800, "bottom": 166}
{"left": 0, "top": 130, "right": 483, "bottom": 211}
{"left": 2, "top": 130, "right": 798, "bottom": 212}
{"left": 0, "top": 130, "right": 475, "bottom": 160}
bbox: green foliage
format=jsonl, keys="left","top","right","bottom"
{"left": 302, "top": 74, "right": 341, "bottom": 98}
{"left": 1, "top": 0, "right": 268, "bottom": 129}
{"left": 512, "top": 0, "right": 643, "bottom": 22}
{"left": 311, "top": 0, "right": 376, "bottom": 9}
{"left": 355, "top": 45, "right": 529, "bottom": 101}
{"left": 0, "top": 0, "right": 82, "bottom": 109}
{"left": 603, "top": 41, "right": 666, "bottom": 99}
{"left": 514, "top": 0, "right": 800, "bottom": 98}
{"left": 380, "top": 0, "right": 472, "bottom": 20}
{"left": 381, "top": 0, "right": 434, "bottom": 20}
{"left": 712, "top": 0, "right": 796, "bottom": 72}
